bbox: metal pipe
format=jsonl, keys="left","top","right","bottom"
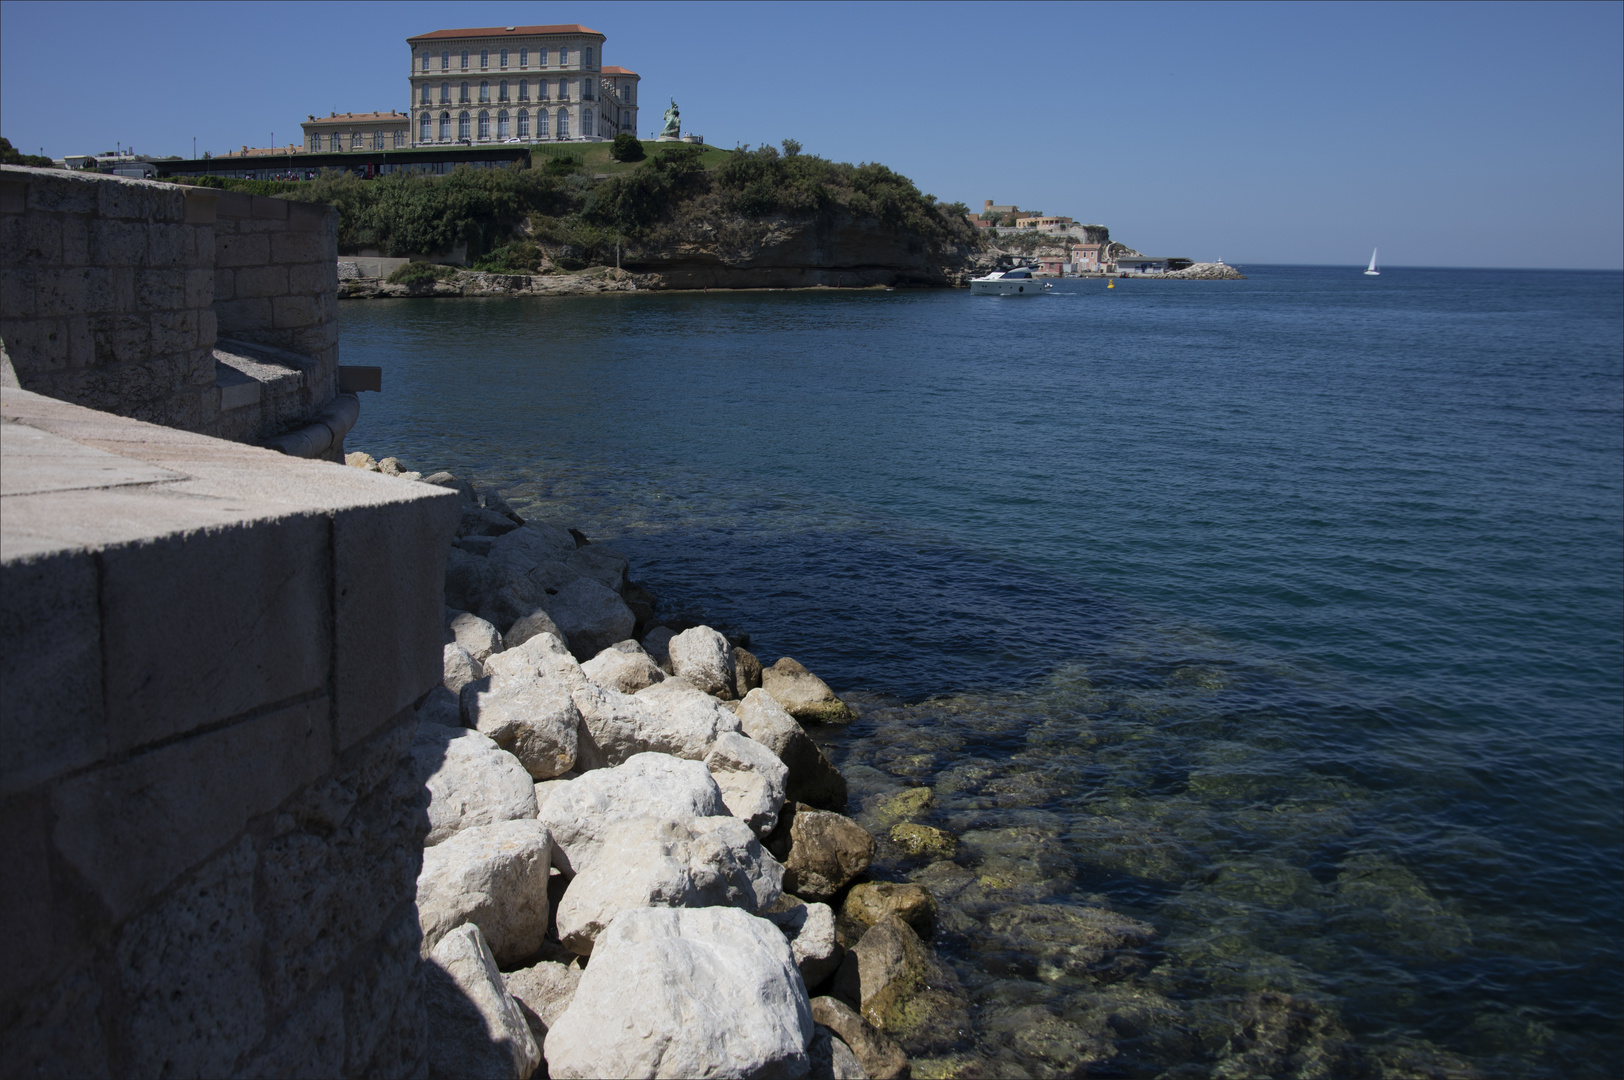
{"left": 262, "top": 393, "right": 361, "bottom": 459}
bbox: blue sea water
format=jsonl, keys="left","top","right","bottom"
{"left": 341, "top": 265, "right": 1623, "bottom": 1077}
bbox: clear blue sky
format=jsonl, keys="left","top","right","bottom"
{"left": 3, "top": 0, "right": 1620, "bottom": 268}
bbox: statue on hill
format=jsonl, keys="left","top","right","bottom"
{"left": 658, "top": 99, "right": 681, "bottom": 140}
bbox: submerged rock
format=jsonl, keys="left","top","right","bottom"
{"left": 763, "top": 657, "right": 857, "bottom": 724}
{"left": 980, "top": 904, "right": 1156, "bottom": 984}
{"left": 889, "top": 824, "right": 957, "bottom": 861}
{"left": 543, "top": 907, "right": 815, "bottom": 1080}
{"left": 425, "top": 923, "right": 541, "bottom": 1080}
{"left": 843, "top": 883, "right": 937, "bottom": 939}
{"left": 833, "top": 916, "right": 969, "bottom": 1056}
{"left": 870, "top": 788, "right": 934, "bottom": 827}
{"left": 811, "top": 996, "right": 910, "bottom": 1080}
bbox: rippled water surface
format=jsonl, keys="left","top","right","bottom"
{"left": 342, "top": 266, "right": 1623, "bottom": 1077}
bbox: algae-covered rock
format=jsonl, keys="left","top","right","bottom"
{"left": 768, "top": 802, "right": 876, "bottom": 901}
{"left": 763, "top": 656, "right": 857, "bottom": 723}
{"left": 870, "top": 788, "right": 934, "bottom": 827}
{"left": 1209, "top": 990, "right": 1354, "bottom": 1080}
{"left": 844, "top": 882, "right": 937, "bottom": 939}
{"left": 1331, "top": 853, "right": 1472, "bottom": 959}
{"left": 979, "top": 904, "right": 1157, "bottom": 984}
{"left": 834, "top": 916, "right": 969, "bottom": 1056}
{"left": 811, "top": 996, "right": 910, "bottom": 1080}
{"left": 889, "top": 824, "right": 957, "bottom": 860}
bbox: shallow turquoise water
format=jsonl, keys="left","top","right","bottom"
{"left": 342, "top": 266, "right": 1622, "bottom": 1076}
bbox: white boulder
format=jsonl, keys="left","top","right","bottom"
{"left": 460, "top": 675, "right": 580, "bottom": 779}
{"left": 543, "top": 907, "right": 814, "bottom": 1080}
{"left": 416, "top": 685, "right": 462, "bottom": 729}
{"left": 542, "top": 577, "right": 638, "bottom": 661}
{"left": 536, "top": 753, "right": 727, "bottom": 876}
{"left": 740, "top": 689, "right": 848, "bottom": 811}
{"left": 553, "top": 816, "right": 784, "bottom": 954}
{"left": 417, "top": 819, "right": 554, "bottom": 966}
{"left": 668, "top": 626, "right": 736, "bottom": 699}
{"left": 447, "top": 609, "right": 503, "bottom": 664}
{"left": 706, "top": 731, "right": 789, "bottom": 837}
{"left": 766, "top": 900, "right": 844, "bottom": 990}
{"left": 565, "top": 546, "right": 630, "bottom": 593}
{"left": 582, "top": 641, "right": 666, "bottom": 694}
{"left": 634, "top": 678, "right": 745, "bottom": 759}
{"left": 412, "top": 723, "right": 538, "bottom": 847}
{"left": 761, "top": 658, "right": 856, "bottom": 724}
{"left": 425, "top": 923, "right": 541, "bottom": 1080}
{"left": 443, "top": 642, "right": 483, "bottom": 696}
{"left": 505, "top": 607, "right": 566, "bottom": 650}
{"left": 504, "top": 959, "right": 581, "bottom": 1051}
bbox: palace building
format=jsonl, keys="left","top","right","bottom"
{"left": 405, "top": 24, "right": 640, "bottom": 146}
{"left": 300, "top": 112, "right": 411, "bottom": 154}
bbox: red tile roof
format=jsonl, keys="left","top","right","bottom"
{"left": 601, "top": 65, "right": 638, "bottom": 75}
{"left": 409, "top": 25, "right": 603, "bottom": 42}
{"left": 303, "top": 111, "right": 408, "bottom": 126}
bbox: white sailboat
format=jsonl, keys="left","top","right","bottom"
{"left": 1364, "top": 248, "right": 1380, "bottom": 276}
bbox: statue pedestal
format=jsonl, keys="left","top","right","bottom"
{"left": 681, "top": 134, "right": 704, "bottom": 145}
{"left": 655, "top": 135, "right": 682, "bottom": 142}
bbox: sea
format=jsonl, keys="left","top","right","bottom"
{"left": 340, "top": 265, "right": 1623, "bottom": 1078}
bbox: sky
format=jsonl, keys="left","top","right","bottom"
{"left": 2, "top": 0, "right": 1620, "bottom": 268}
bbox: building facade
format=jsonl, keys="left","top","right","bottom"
{"left": 300, "top": 111, "right": 411, "bottom": 153}
{"left": 404, "top": 24, "right": 639, "bottom": 146}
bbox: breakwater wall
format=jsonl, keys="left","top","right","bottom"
{"left": 0, "top": 166, "right": 343, "bottom": 448}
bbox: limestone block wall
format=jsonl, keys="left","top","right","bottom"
{"left": 0, "top": 385, "right": 461, "bottom": 1078}
{"left": 0, "top": 166, "right": 342, "bottom": 446}
{"left": 211, "top": 190, "right": 340, "bottom": 412}
{"left": 0, "top": 166, "right": 220, "bottom": 431}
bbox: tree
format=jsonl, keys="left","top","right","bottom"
{"left": 781, "top": 138, "right": 802, "bottom": 157}
{"left": 1, "top": 137, "right": 55, "bottom": 167}
{"left": 611, "top": 132, "right": 645, "bottom": 162}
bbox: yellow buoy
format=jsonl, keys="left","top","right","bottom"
{"left": 1107, "top": 279, "right": 1114, "bottom": 288}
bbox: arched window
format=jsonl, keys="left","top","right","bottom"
{"left": 350, "top": 132, "right": 363, "bottom": 150}
{"left": 421, "top": 55, "right": 429, "bottom": 72}
{"left": 477, "top": 111, "right": 490, "bottom": 139}
{"left": 583, "top": 46, "right": 593, "bottom": 68}
{"left": 419, "top": 113, "right": 430, "bottom": 142}
{"left": 518, "top": 110, "right": 530, "bottom": 139}
{"left": 559, "top": 47, "right": 568, "bottom": 67}
{"left": 440, "top": 51, "right": 449, "bottom": 70}
{"left": 372, "top": 131, "right": 385, "bottom": 150}
{"left": 499, "top": 80, "right": 508, "bottom": 102}
{"left": 556, "top": 108, "right": 569, "bottom": 139}
{"left": 458, "top": 111, "right": 470, "bottom": 140}
{"left": 620, "top": 84, "right": 631, "bottom": 102}
{"left": 518, "top": 80, "right": 529, "bottom": 101}
{"left": 309, "top": 132, "right": 321, "bottom": 151}
{"left": 419, "top": 84, "right": 430, "bottom": 105}
{"left": 438, "top": 112, "right": 451, "bottom": 140}
{"left": 394, "top": 131, "right": 406, "bottom": 148}
{"left": 581, "top": 110, "right": 593, "bottom": 138}
{"left": 460, "top": 50, "right": 468, "bottom": 70}
{"left": 497, "top": 110, "right": 509, "bottom": 138}
{"left": 479, "top": 81, "right": 489, "bottom": 102}
{"left": 439, "top": 82, "right": 449, "bottom": 104}
{"left": 459, "top": 82, "right": 469, "bottom": 103}
{"left": 500, "top": 48, "right": 508, "bottom": 69}
{"left": 520, "top": 48, "right": 528, "bottom": 68}
{"left": 536, "top": 109, "right": 548, "bottom": 138}
{"left": 480, "top": 49, "right": 489, "bottom": 69}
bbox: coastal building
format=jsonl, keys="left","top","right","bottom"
{"left": 1016, "top": 215, "right": 1075, "bottom": 232}
{"left": 1116, "top": 256, "right": 1193, "bottom": 275}
{"left": 404, "top": 24, "right": 640, "bottom": 146}
{"left": 1070, "top": 243, "right": 1105, "bottom": 271}
{"left": 301, "top": 111, "right": 411, "bottom": 153}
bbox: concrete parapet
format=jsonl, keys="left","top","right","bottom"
{"left": 0, "top": 384, "right": 460, "bottom": 1077}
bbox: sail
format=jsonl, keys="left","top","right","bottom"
{"left": 1367, "top": 248, "right": 1379, "bottom": 273}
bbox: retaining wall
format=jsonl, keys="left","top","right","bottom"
{"left": 0, "top": 383, "right": 460, "bottom": 1077}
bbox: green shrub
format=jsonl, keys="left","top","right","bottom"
{"left": 582, "top": 145, "right": 708, "bottom": 233}
{"left": 610, "top": 133, "right": 645, "bottom": 162}
{"left": 471, "top": 240, "right": 544, "bottom": 273}
{"left": 543, "top": 154, "right": 584, "bottom": 177}
{"left": 0, "top": 137, "right": 55, "bottom": 167}
{"left": 385, "top": 262, "right": 457, "bottom": 286}
{"left": 171, "top": 175, "right": 306, "bottom": 197}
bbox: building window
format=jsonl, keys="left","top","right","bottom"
{"left": 583, "top": 46, "right": 593, "bottom": 68}
{"left": 500, "top": 48, "right": 508, "bottom": 69}
{"left": 373, "top": 131, "right": 385, "bottom": 150}
{"left": 559, "top": 78, "right": 569, "bottom": 101}
{"left": 440, "top": 82, "right": 449, "bottom": 104}
{"left": 460, "top": 50, "right": 468, "bottom": 70}
{"left": 621, "top": 109, "right": 630, "bottom": 129}
{"left": 538, "top": 47, "right": 548, "bottom": 67}
{"left": 479, "top": 81, "right": 489, "bottom": 102}
{"left": 458, "top": 112, "right": 470, "bottom": 140}
{"left": 420, "top": 84, "right": 430, "bottom": 104}
{"left": 520, "top": 48, "right": 528, "bottom": 68}
{"left": 518, "top": 110, "right": 529, "bottom": 139}
{"left": 539, "top": 79, "right": 549, "bottom": 101}
{"left": 497, "top": 110, "right": 509, "bottom": 138}
{"left": 439, "top": 112, "right": 450, "bottom": 140}
{"left": 582, "top": 79, "right": 593, "bottom": 102}
{"left": 351, "top": 132, "right": 363, "bottom": 150}
{"left": 478, "top": 111, "right": 490, "bottom": 139}
{"left": 581, "top": 110, "right": 593, "bottom": 138}
{"left": 537, "top": 109, "right": 548, "bottom": 138}
{"left": 499, "top": 80, "right": 508, "bottom": 102}
{"left": 480, "top": 49, "right": 489, "bottom": 69}
{"left": 559, "top": 47, "right": 568, "bottom": 67}
{"left": 394, "top": 130, "right": 406, "bottom": 148}
{"left": 419, "top": 113, "right": 431, "bottom": 141}
{"left": 518, "top": 80, "right": 529, "bottom": 101}
{"left": 460, "top": 82, "right": 469, "bottom": 103}
{"left": 440, "top": 50, "right": 449, "bottom": 70}
{"left": 328, "top": 133, "right": 340, "bottom": 151}
{"left": 556, "top": 108, "right": 569, "bottom": 139}
{"left": 620, "top": 84, "right": 630, "bottom": 102}
{"left": 309, "top": 132, "right": 321, "bottom": 151}
{"left": 421, "top": 55, "right": 429, "bottom": 72}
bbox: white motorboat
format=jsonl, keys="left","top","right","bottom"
{"left": 970, "top": 267, "right": 1054, "bottom": 296}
